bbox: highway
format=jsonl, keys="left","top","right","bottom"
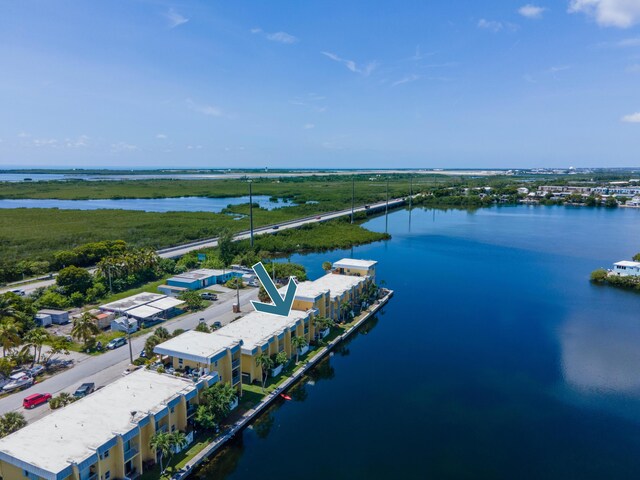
{"left": 1, "top": 196, "right": 407, "bottom": 294}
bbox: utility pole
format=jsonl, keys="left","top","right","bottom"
{"left": 409, "top": 176, "right": 413, "bottom": 209}
{"left": 351, "top": 176, "right": 355, "bottom": 224}
{"left": 385, "top": 177, "right": 389, "bottom": 215}
{"left": 249, "top": 181, "right": 254, "bottom": 247}
{"left": 124, "top": 316, "right": 133, "bottom": 365}
{"left": 236, "top": 277, "right": 240, "bottom": 312}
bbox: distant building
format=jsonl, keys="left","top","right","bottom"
{"left": 36, "top": 309, "right": 69, "bottom": 325}
{"left": 99, "top": 293, "right": 185, "bottom": 323}
{"left": 332, "top": 258, "right": 378, "bottom": 282}
{"left": 110, "top": 316, "right": 138, "bottom": 334}
{"left": 612, "top": 261, "right": 640, "bottom": 277}
{"left": 167, "top": 269, "right": 242, "bottom": 290}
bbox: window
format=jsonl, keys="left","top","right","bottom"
{"left": 100, "top": 449, "right": 110, "bottom": 459}
{"left": 170, "top": 406, "right": 175, "bottom": 413}
{"left": 171, "top": 425, "right": 176, "bottom": 432}
{"left": 104, "top": 472, "right": 110, "bottom": 480}
{"left": 178, "top": 358, "right": 183, "bottom": 365}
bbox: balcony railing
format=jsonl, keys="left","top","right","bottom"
{"left": 123, "top": 445, "right": 139, "bottom": 461}
{"left": 232, "top": 374, "right": 241, "bottom": 385}
{"left": 231, "top": 359, "right": 241, "bottom": 369}
{"left": 156, "top": 423, "right": 168, "bottom": 433}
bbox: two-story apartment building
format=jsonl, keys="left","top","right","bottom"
{"left": 153, "top": 330, "right": 243, "bottom": 391}
{"left": 612, "top": 260, "right": 640, "bottom": 277}
{"left": 332, "top": 258, "right": 377, "bottom": 283}
{"left": 0, "top": 369, "right": 218, "bottom": 480}
{"left": 310, "top": 273, "right": 368, "bottom": 322}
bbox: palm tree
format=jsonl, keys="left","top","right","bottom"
{"left": 71, "top": 312, "right": 100, "bottom": 348}
{"left": 255, "top": 353, "right": 273, "bottom": 391}
{"left": 322, "top": 261, "right": 332, "bottom": 272}
{"left": 149, "top": 431, "right": 173, "bottom": 473}
{"left": 340, "top": 301, "right": 351, "bottom": 321}
{"left": 0, "top": 412, "right": 27, "bottom": 438}
{"left": 154, "top": 327, "right": 170, "bottom": 341}
{"left": 0, "top": 296, "right": 16, "bottom": 320}
{"left": 315, "top": 316, "right": 335, "bottom": 338}
{"left": 169, "top": 431, "right": 188, "bottom": 460}
{"left": 24, "top": 327, "right": 50, "bottom": 365}
{"left": 291, "top": 336, "right": 308, "bottom": 364}
{"left": 0, "top": 318, "right": 22, "bottom": 356}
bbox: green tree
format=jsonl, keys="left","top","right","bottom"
{"left": 195, "top": 382, "right": 238, "bottom": 429}
{"left": 71, "top": 311, "right": 100, "bottom": 348}
{"left": 258, "top": 285, "right": 271, "bottom": 303}
{"left": 590, "top": 269, "right": 609, "bottom": 282}
{"left": 322, "top": 261, "right": 333, "bottom": 272}
{"left": 49, "top": 392, "right": 76, "bottom": 409}
{"left": 605, "top": 197, "right": 619, "bottom": 208}
{"left": 154, "top": 327, "right": 171, "bottom": 341}
{"left": 56, "top": 266, "right": 94, "bottom": 295}
{"left": 195, "top": 322, "right": 210, "bottom": 333}
{"left": 42, "top": 335, "right": 72, "bottom": 364}
{"left": 315, "top": 316, "right": 335, "bottom": 336}
{"left": 633, "top": 253, "right": 640, "bottom": 262}
{"left": 24, "top": 327, "right": 50, "bottom": 365}
{"left": 0, "top": 357, "right": 15, "bottom": 378}
{"left": 0, "top": 412, "right": 27, "bottom": 438}
{"left": 179, "top": 290, "right": 205, "bottom": 311}
{"left": 274, "top": 350, "right": 288, "bottom": 367}
{"left": 149, "top": 432, "right": 173, "bottom": 473}
{"left": 255, "top": 353, "right": 274, "bottom": 391}
{"left": 291, "top": 336, "right": 308, "bottom": 364}
{"left": 218, "top": 229, "right": 236, "bottom": 268}
{"left": 36, "top": 290, "right": 71, "bottom": 310}
{"left": 0, "top": 318, "right": 22, "bottom": 356}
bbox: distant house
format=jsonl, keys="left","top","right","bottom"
{"left": 613, "top": 261, "right": 640, "bottom": 277}
{"left": 99, "top": 293, "right": 185, "bottom": 323}
{"left": 332, "top": 258, "right": 378, "bottom": 282}
{"left": 111, "top": 316, "right": 138, "bottom": 334}
{"left": 36, "top": 309, "right": 69, "bottom": 325}
{"left": 167, "top": 269, "right": 242, "bottom": 290}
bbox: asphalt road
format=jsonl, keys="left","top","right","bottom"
{"left": 2, "top": 287, "right": 259, "bottom": 421}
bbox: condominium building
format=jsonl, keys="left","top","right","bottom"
{"left": 310, "top": 273, "right": 368, "bottom": 321}
{"left": 332, "top": 258, "right": 378, "bottom": 282}
{"left": 0, "top": 369, "right": 218, "bottom": 480}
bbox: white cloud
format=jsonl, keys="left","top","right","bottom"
{"left": 165, "top": 8, "right": 189, "bottom": 28}
{"left": 266, "top": 31, "right": 298, "bottom": 44}
{"left": 392, "top": 74, "right": 421, "bottom": 87}
{"left": 156, "top": 133, "right": 167, "bottom": 139}
{"left": 569, "top": 0, "right": 640, "bottom": 28}
{"left": 32, "top": 138, "right": 58, "bottom": 147}
{"left": 17, "top": 132, "right": 30, "bottom": 138}
{"left": 250, "top": 28, "right": 263, "bottom": 34}
{"left": 518, "top": 4, "right": 547, "bottom": 19}
{"left": 186, "top": 145, "right": 203, "bottom": 150}
{"left": 65, "top": 135, "right": 89, "bottom": 148}
{"left": 321, "top": 51, "right": 378, "bottom": 76}
{"left": 111, "top": 142, "right": 139, "bottom": 152}
{"left": 621, "top": 112, "right": 640, "bottom": 122}
{"left": 186, "top": 98, "right": 223, "bottom": 117}
{"left": 303, "top": 123, "right": 315, "bottom": 129}
{"left": 549, "top": 65, "right": 571, "bottom": 73}
{"left": 477, "top": 19, "right": 519, "bottom": 32}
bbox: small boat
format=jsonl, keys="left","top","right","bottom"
{"left": 280, "top": 393, "right": 292, "bottom": 401}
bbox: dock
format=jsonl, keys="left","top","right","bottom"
{"left": 175, "top": 289, "right": 394, "bottom": 479}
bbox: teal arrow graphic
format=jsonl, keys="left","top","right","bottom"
{"left": 250, "top": 262, "right": 298, "bottom": 317}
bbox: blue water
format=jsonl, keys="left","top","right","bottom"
{"left": 0, "top": 196, "right": 291, "bottom": 212}
{"left": 196, "top": 205, "right": 640, "bottom": 479}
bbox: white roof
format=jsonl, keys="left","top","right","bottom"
{"left": 147, "top": 297, "right": 185, "bottom": 310}
{"left": 169, "top": 268, "right": 228, "bottom": 281}
{"left": 125, "top": 304, "right": 162, "bottom": 319}
{"left": 154, "top": 330, "right": 239, "bottom": 363}
{"left": 311, "top": 273, "right": 367, "bottom": 300}
{"left": 216, "top": 310, "right": 309, "bottom": 353}
{"left": 614, "top": 261, "right": 640, "bottom": 267}
{"left": 99, "top": 292, "right": 165, "bottom": 312}
{"left": 332, "top": 258, "right": 377, "bottom": 269}
{"left": 279, "top": 281, "right": 329, "bottom": 301}
{"left": 0, "top": 369, "right": 194, "bottom": 475}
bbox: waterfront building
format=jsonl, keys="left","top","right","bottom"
{"left": 278, "top": 281, "right": 330, "bottom": 338}
{"left": 153, "top": 330, "right": 243, "bottom": 390}
{"left": 612, "top": 261, "right": 640, "bottom": 277}
{"left": 332, "top": 258, "right": 378, "bottom": 282}
{"left": 309, "top": 273, "right": 368, "bottom": 321}
{"left": 214, "top": 310, "right": 312, "bottom": 384}
{"left": 166, "top": 269, "right": 242, "bottom": 291}
{"left": 0, "top": 369, "right": 218, "bottom": 480}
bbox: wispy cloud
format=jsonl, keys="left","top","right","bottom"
{"left": 156, "top": 133, "right": 167, "bottom": 139}
{"left": 406, "top": 45, "right": 436, "bottom": 61}
{"left": 186, "top": 98, "right": 223, "bottom": 117}
{"left": 111, "top": 142, "right": 139, "bottom": 152}
{"left": 569, "top": 0, "right": 640, "bottom": 28}
{"left": 164, "top": 8, "right": 189, "bottom": 29}
{"left": 392, "top": 74, "right": 421, "bottom": 87}
{"left": 477, "top": 19, "right": 519, "bottom": 32}
{"left": 617, "top": 37, "right": 640, "bottom": 47}
{"left": 65, "top": 135, "right": 89, "bottom": 148}
{"left": 290, "top": 93, "right": 327, "bottom": 113}
{"left": 518, "top": 4, "right": 547, "bottom": 19}
{"left": 303, "top": 123, "right": 315, "bottom": 129}
{"left": 251, "top": 28, "right": 298, "bottom": 44}
{"left": 621, "top": 112, "right": 640, "bottom": 123}
{"left": 321, "top": 52, "right": 378, "bottom": 76}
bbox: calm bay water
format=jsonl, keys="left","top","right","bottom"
{"left": 196, "top": 205, "right": 640, "bottom": 479}
{"left": 0, "top": 196, "right": 290, "bottom": 212}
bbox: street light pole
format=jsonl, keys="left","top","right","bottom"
{"left": 124, "top": 316, "right": 134, "bottom": 365}
{"left": 409, "top": 176, "right": 413, "bottom": 209}
{"left": 351, "top": 176, "right": 355, "bottom": 224}
{"left": 249, "top": 181, "right": 254, "bottom": 248}
{"left": 385, "top": 177, "right": 389, "bottom": 215}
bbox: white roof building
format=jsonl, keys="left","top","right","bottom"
{"left": 310, "top": 273, "right": 367, "bottom": 301}
{"left": 99, "top": 293, "right": 184, "bottom": 320}
{"left": 154, "top": 330, "right": 241, "bottom": 364}
{"left": 279, "top": 281, "right": 329, "bottom": 302}
{"left": 332, "top": 258, "right": 378, "bottom": 270}
{"left": 215, "top": 310, "right": 310, "bottom": 355}
{"left": 0, "top": 370, "right": 200, "bottom": 480}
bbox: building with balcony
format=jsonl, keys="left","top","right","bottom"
{"left": 309, "top": 273, "right": 369, "bottom": 321}
{"left": 153, "top": 330, "right": 243, "bottom": 390}
{"left": 0, "top": 369, "right": 218, "bottom": 480}
{"left": 332, "top": 258, "right": 378, "bottom": 282}
{"left": 214, "top": 310, "right": 312, "bottom": 384}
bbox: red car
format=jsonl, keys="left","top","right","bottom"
{"left": 23, "top": 393, "right": 51, "bottom": 409}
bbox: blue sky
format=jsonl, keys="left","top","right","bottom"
{"left": 1, "top": 0, "right": 640, "bottom": 169}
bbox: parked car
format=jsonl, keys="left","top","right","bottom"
{"left": 22, "top": 393, "right": 51, "bottom": 409}
{"left": 73, "top": 382, "right": 95, "bottom": 398}
{"left": 23, "top": 393, "right": 51, "bottom": 409}
{"left": 139, "top": 349, "right": 147, "bottom": 358}
{"left": 122, "top": 365, "right": 140, "bottom": 376}
{"left": 212, "top": 321, "right": 222, "bottom": 330}
{"left": 28, "top": 365, "right": 45, "bottom": 377}
{"left": 106, "top": 337, "right": 127, "bottom": 350}
{"left": 9, "top": 289, "right": 25, "bottom": 296}
{"left": 316, "top": 216, "right": 322, "bottom": 220}
{"left": 201, "top": 292, "right": 218, "bottom": 301}
{"left": 3, "top": 375, "right": 34, "bottom": 392}
{"left": 272, "top": 225, "right": 280, "bottom": 230}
